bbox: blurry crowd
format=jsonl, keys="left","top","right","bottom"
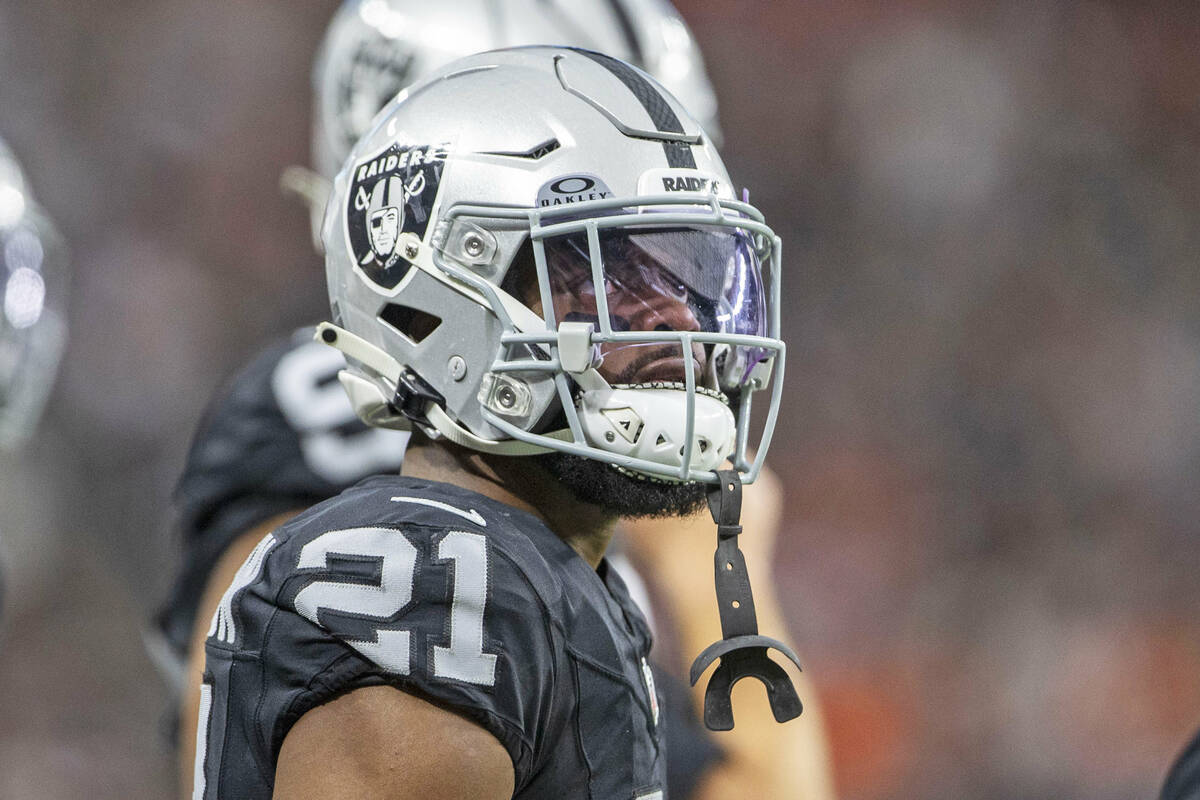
{"left": 1, "top": 1, "right": 1197, "bottom": 798}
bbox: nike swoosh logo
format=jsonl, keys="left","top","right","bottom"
{"left": 389, "top": 496, "right": 487, "bottom": 527}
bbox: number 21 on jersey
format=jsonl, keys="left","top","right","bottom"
{"left": 293, "top": 526, "right": 498, "bottom": 686}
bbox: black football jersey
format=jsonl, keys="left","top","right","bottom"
{"left": 157, "top": 328, "right": 408, "bottom": 656}
{"left": 194, "top": 475, "right": 668, "bottom": 800}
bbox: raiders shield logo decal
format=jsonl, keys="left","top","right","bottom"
{"left": 346, "top": 142, "right": 449, "bottom": 289}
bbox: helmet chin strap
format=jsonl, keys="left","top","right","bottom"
{"left": 689, "top": 470, "right": 804, "bottom": 731}
{"left": 425, "top": 403, "right": 571, "bottom": 455}
{"left": 315, "top": 322, "right": 568, "bottom": 455}
{"left": 315, "top": 322, "right": 734, "bottom": 474}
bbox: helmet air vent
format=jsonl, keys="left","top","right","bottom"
{"left": 479, "top": 139, "right": 561, "bottom": 161}
{"left": 379, "top": 302, "right": 442, "bottom": 345}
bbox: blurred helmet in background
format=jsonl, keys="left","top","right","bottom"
{"left": 0, "top": 137, "right": 68, "bottom": 451}
{"left": 289, "top": 0, "right": 721, "bottom": 247}
{"left": 312, "top": 0, "right": 721, "bottom": 179}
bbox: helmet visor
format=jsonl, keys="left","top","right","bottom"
{"left": 541, "top": 225, "right": 768, "bottom": 390}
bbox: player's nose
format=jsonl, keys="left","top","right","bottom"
{"left": 631, "top": 290, "right": 701, "bottom": 334}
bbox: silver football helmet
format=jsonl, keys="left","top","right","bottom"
{"left": 318, "top": 47, "right": 782, "bottom": 485}
{"left": 290, "top": 0, "right": 721, "bottom": 248}
{"left": 0, "top": 137, "right": 68, "bottom": 450}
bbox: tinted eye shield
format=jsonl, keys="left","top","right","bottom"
{"left": 540, "top": 223, "right": 769, "bottom": 391}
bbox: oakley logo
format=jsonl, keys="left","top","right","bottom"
{"left": 551, "top": 176, "right": 595, "bottom": 194}
{"left": 536, "top": 174, "right": 613, "bottom": 207}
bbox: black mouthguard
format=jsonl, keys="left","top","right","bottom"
{"left": 688, "top": 470, "right": 804, "bottom": 731}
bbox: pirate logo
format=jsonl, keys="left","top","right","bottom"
{"left": 346, "top": 141, "right": 448, "bottom": 289}
{"left": 365, "top": 175, "right": 405, "bottom": 266}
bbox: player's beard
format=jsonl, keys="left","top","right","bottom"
{"left": 535, "top": 450, "right": 708, "bottom": 519}
{"left": 533, "top": 346, "right": 715, "bottom": 518}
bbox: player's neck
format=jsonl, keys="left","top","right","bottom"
{"left": 401, "top": 438, "right": 618, "bottom": 569}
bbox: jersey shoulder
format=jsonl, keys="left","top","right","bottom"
{"left": 277, "top": 473, "right": 575, "bottom": 593}
{"left": 270, "top": 474, "right": 571, "bottom": 637}
{"left": 211, "top": 476, "right": 568, "bottom": 787}
{"left": 201, "top": 476, "right": 667, "bottom": 798}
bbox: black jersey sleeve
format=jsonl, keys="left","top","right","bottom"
{"left": 156, "top": 328, "right": 408, "bottom": 658}
{"left": 194, "top": 485, "right": 563, "bottom": 799}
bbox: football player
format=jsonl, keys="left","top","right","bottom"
{"left": 191, "top": 47, "right": 804, "bottom": 799}
{"left": 165, "top": 2, "right": 833, "bottom": 798}
{"left": 160, "top": 1, "right": 724, "bottom": 690}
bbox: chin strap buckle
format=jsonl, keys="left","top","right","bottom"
{"left": 688, "top": 469, "right": 803, "bottom": 731}
{"left": 389, "top": 367, "right": 445, "bottom": 424}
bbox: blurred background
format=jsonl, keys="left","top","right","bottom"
{"left": 1, "top": 1, "right": 1198, "bottom": 798}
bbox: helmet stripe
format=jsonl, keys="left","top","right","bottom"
{"left": 568, "top": 48, "right": 697, "bottom": 169}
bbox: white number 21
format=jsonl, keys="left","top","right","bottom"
{"left": 293, "top": 527, "right": 497, "bottom": 686}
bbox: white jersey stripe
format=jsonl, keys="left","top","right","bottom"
{"left": 389, "top": 496, "right": 486, "bottom": 527}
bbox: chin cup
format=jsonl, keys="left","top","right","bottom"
{"left": 688, "top": 469, "right": 803, "bottom": 731}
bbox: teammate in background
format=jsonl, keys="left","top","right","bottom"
{"left": 161, "top": 3, "right": 833, "bottom": 798}
{"left": 0, "top": 136, "right": 69, "bottom": 618}
{"left": 193, "top": 46, "right": 800, "bottom": 798}
{"left": 285, "top": 0, "right": 722, "bottom": 250}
